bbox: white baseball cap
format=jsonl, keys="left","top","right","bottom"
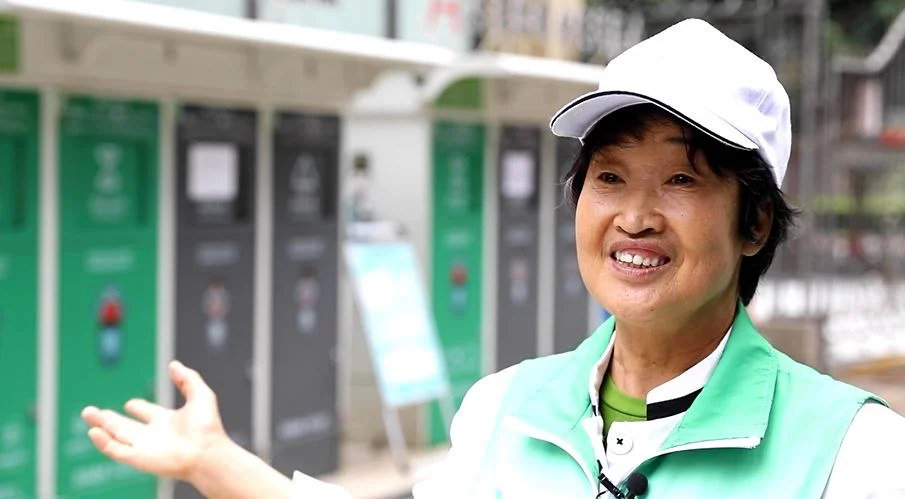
{"left": 549, "top": 18, "right": 792, "bottom": 187}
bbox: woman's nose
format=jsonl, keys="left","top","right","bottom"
{"left": 614, "top": 190, "right": 665, "bottom": 236}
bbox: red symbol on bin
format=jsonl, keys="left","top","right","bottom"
{"left": 97, "top": 286, "right": 124, "bottom": 367}
{"left": 99, "top": 292, "right": 122, "bottom": 326}
{"left": 451, "top": 264, "right": 468, "bottom": 285}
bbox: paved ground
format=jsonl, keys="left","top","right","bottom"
{"left": 322, "top": 444, "right": 446, "bottom": 499}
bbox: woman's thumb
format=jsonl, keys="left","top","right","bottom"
{"left": 169, "top": 360, "right": 214, "bottom": 404}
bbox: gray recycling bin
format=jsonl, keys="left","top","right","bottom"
{"left": 269, "top": 111, "right": 341, "bottom": 477}
{"left": 174, "top": 104, "right": 257, "bottom": 499}
{"left": 495, "top": 125, "right": 542, "bottom": 371}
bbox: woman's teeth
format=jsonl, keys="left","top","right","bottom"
{"left": 613, "top": 251, "right": 667, "bottom": 268}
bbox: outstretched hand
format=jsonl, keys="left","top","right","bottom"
{"left": 81, "top": 360, "right": 228, "bottom": 483}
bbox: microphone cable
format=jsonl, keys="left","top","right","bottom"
{"left": 596, "top": 461, "right": 649, "bottom": 499}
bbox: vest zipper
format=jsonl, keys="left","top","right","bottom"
{"left": 611, "top": 436, "right": 761, "bottom": 494}
{"left": 505, "top": 416, "right": 599, "bottom": 496}
{"left": 506, "top": 414, "right": 760, "bottom": 497}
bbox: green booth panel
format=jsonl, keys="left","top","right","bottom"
{"left": 0, "top": 89, "right": 39, "bottom": 499}
{"left": 56, "top": 96, "right": 159, "bottom": 498}
{"left": 428, "top": 121, "right": 485, "bottom": 444}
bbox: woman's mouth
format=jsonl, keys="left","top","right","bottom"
{"left": 611, "top": 250, "right": 671, "bottom": 269}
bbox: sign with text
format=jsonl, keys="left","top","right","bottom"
{"left": 397, "top": 0, "right": 474, "bottom": 53}
{"left": 345, "top": 241, "right": 450, "bottom": 408}
{"left": 258, "top": 0, "right": 385, "bottom": 37}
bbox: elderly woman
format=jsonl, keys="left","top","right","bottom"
{"left": 82, "top": 19, "right": 905, "bottom": 498}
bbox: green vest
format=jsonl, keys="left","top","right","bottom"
{"left": 475, "top": 305, "right": 884, "bottom": 497}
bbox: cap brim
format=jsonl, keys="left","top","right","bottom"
{"left": 549, "top": 90, "right": 758, "bottom": 151}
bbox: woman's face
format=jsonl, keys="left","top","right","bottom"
{"left": 575, "top": 119, "right": 760, "bottom": 326}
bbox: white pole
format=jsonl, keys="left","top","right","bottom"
{"left": 38, "top": 86, "right": 59, "bottom": 499}
{"left": 156, "top": 97, "right": 176, "bottom": 499}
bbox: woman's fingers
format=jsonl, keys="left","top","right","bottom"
{"left": 87, "top": 427, "right": 137, "bottom": 465}
{"left": 124, "top": 399, "right": 169, "bottom": 424}
{"left": 81, "top": 406, "right": 143, "bottom": 446}
{"left": 81, "top": 406, "right": 106, "bottom": 428}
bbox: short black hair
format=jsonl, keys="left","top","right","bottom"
{"left": 562, "top": 104, "right": 798, "bottom": 305}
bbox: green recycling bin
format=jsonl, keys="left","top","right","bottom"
{"left": 56, "top": 95, "right": 159, "bottom": 498}
{"left": 0, "top": 89, "right": 40, "bottom": 499}
{"left": 429, "top": 116, "right": 486, "bottom": 444}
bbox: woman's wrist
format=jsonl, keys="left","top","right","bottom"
{"left": 186, "top": 433, "right": 239, "bottom": 494}
{"left": 187, "top": 433, "right": 295, "bottom": 499}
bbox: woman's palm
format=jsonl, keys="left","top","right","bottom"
{"left": 82, "top": 361, "right": 226, "bottom": 481}
{"left": 130, "top": 402, "right": 214, "bottom": 476}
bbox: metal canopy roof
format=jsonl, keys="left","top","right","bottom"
{"left": 0, "top": 0, "right": 457, "bottom": 69}
{"left": 423, "top": 51, "right": 602, "bottom": 103}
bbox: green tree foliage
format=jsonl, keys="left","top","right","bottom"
{"left": 827, "top": 0, "right": 905, "bottom": 54}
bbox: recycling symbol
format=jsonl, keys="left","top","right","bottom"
{"left": 94, "top": 144, "right": 123, "bottom": 194}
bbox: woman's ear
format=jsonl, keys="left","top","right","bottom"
{"left": 742, "top": 202, "right": 773, "bottom": 257}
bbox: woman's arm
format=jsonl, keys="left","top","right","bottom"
{"left": 823, "top": 402, "right": 905, "bottom": 498}
{"left": 82, "top": 361, "right": 348, "bottom": 499}
{"left": 188, "top": 436, "right": 295, "bottom": 499}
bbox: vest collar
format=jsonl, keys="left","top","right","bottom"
{"left": 659, "top": 304, "right": 777, "bottom": 450}
{"left": 509, "top": 303, "right": 777, "bottom": 458}
{"left": 587, "top": 324, "right": 731, "bottom": 420}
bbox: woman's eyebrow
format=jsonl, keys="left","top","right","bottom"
{"left": 590, "top": 149, "right": 623, "bottom": 166}
{"left": 665, "top": 135, "right": 691, "bottom": 145}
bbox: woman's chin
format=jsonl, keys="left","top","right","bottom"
{"left": 599, "top": 293, "right": 677, "bottom": 325}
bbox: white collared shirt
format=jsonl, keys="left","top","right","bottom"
{"left": 584, "top": 328, "right": 732, "bottom": 487}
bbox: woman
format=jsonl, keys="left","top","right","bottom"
{"left": 82, "top": 19, "right": 905, "bottom": 498}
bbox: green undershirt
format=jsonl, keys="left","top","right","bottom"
{"left": 601, "top": 374, "right": 647, "bottom": 435}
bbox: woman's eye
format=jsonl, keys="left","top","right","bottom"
{"left": 599, "top": 172, "right": 621, "bottom": 184}
{"left": 670, "top": 174, "right": 694, "bottom": 185}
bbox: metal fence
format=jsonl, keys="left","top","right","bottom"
{"left": 755, "top": 1, "right": 905, "bottom": 370}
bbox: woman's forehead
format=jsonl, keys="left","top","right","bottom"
{"left": 589, "top": 131, "right": 716, "bottom": 176}
{"left": 592, "top": 125, "right": 692, "bottom": 158}
{"left": 590, "top": 112, "right": 697, "bottom": 148}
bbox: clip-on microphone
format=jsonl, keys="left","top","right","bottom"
{"left": 596, "top": 466, "right": 648, "bottom": 499}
